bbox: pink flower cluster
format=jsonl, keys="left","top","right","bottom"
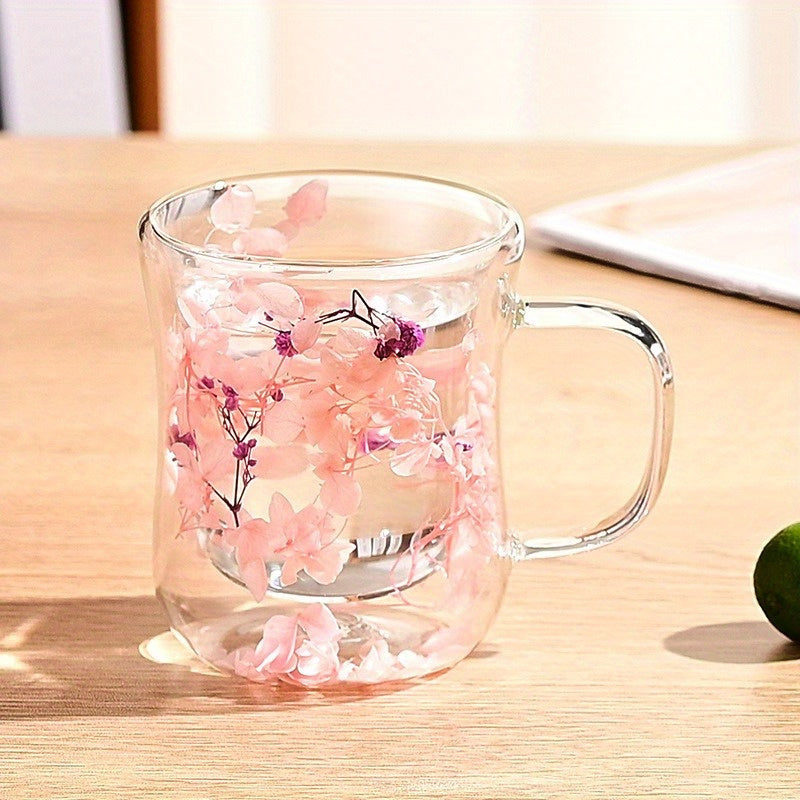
{"left": 230, "top": 603, "right": 435, "bottom": 687}
{"left": 231, "top": 603, "right": 341, "bottom": 687}
{"left": 162, "top": 178, "right": 504, "bottom": 686}
{"left": 222, "top": 494, "right": 354, "bottom": 602}
{"left": 168, "top": 279, "right": 434, "bottom": 601}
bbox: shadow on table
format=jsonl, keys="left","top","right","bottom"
{"left": 663, "top": 620, "right": 800, "bottom": 664}
{"left": 0, "top": 595, "right": 449, "bottom": 720}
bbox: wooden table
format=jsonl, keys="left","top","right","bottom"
{"left": 2, "top": 137, "right": 799, "bottom": 799}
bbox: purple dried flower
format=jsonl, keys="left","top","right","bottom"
{"left": 373, "top": 339, "right": 394, "bottom": 360}
{"left": 396, "top": 319, "right": 425, "bottom": 356}
{"left": 360, "top": 430, "right": 392, "bottom": 454}
{"left": 270, "top": 388, "right": 284, "bottom": 402}
{"left": 221, "top": 383, "right": 239, "bottom": 410}
{"left": 199, "top": 376, "right": 215, "bottom": 390}
{"left": 373, "top": 317, "right": 425, "bottom": 360}
{"left": 232, "top": 441, "right": 250, "bottom": 459}
{"left": 275, "top": 330, "right": 298, "bottom": 357}
{"left": 169, "top": 425, "right": 196, "bottom": 450}
{"left": 233, "top": 438, "right": 257, "bottom": 460}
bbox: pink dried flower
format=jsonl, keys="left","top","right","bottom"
{"left": 232, "top": 603, "right": 342, "bottom": 687}
{"left": 232, "top": 227, "right": 289, "bottom": 257}
{"left": 289, "top": 317, "right": 322, "bottom": 355}
{"left": 223, "top": 515, "right": 280, "bottom": 600}
{"left": 209, "top": 184, "right": 256, "bottom": 232}
{"left": 320, "top": 472, "right": 362, "bottom": 517}
{"left": 283, "top": 179, "right": 328, "bottom": 226}
{"left": 263, "top": 492, "right": 354, "bottom": 586}
{"left": 261, "top": 398, "right": 304, "bottom": 444}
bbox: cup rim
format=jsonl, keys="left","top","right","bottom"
{"left": 141, "top": 169, "right": 521, "bottom": 275}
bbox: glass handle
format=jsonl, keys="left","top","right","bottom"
{"left": 506, "top": 292, "right": 674, "bottom": 559}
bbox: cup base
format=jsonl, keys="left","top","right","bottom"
{"left": 162, "top": 593, "right": 473, "bottom": 687}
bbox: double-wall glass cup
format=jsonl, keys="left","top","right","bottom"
{"left": 139, "top": 171, "right": 673, "bottom": 688}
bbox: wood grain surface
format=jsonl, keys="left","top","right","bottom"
{"left": 1, "top": 137, "right": 799, "bottom": 799}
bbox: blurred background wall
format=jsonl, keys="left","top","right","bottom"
{"left": 0, "top": 0, "right": 798, "bottom": 143}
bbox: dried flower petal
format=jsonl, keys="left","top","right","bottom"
{"left": 232, "top": 227, "right": 289, "bottom": 257}
{"left": 209, "top": 184, "right": 256, "bottom": 231}
{"left": 320, "top": 473, "right": 362, "bottom": 516}
{"left": 283, "top": 179, "right": 328, "bottom": 225}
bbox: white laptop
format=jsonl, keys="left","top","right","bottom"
{"left": 528, "top": 146, "right": 800, "bottom": 311}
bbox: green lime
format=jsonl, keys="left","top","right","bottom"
{"left": 754, "top": 522, "right": 800, "bottom": 642}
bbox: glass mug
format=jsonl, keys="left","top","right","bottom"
{"left": 139, "top": 171, "right": 673, "bottom": 688}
